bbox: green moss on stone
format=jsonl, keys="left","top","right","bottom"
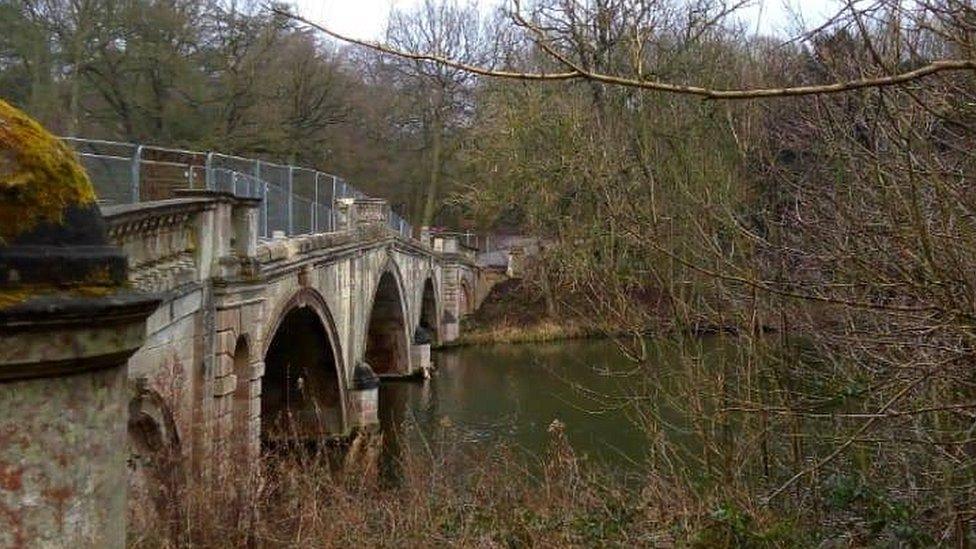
{"left": 0, "top": 99, "right": 96, "bottom": 242}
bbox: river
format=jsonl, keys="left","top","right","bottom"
{"left": 379, "top": 338, "right": 709, "bottom": 472}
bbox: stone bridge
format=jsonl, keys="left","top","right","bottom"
{"left": 0, "top": 106, "right": 513, "bottom": 546}
{"left": 104, "top": 190, "right": 497, "bottom": 477}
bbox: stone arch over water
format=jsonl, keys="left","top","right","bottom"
{"left": 365, "top": 265, "right": 411, "bottom": 376}
{"left": 419, "top": 276, "right": 440, "bottom": 345}
{"left": 261, "top": 289, "right": 345, "bottom": 446}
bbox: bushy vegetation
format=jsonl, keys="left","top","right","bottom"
{"left": 456, "top": 279, "right": 601, "bottom": 345}
{"left": 447, "top": 0, "right": 976, "bottom": 543}
{"left": 129, "top": 422, "right": 812, "bottom": 548}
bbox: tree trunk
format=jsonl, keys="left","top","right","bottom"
{"left": 537, "top": 242, "right": 559, "bottom": 318}
{"left": 421, "top": 107, "right": 442, "bottom": 227}
{"left": 67, "top": 0, "right": 91, "bottom": 136}
{"left": 68, "top": 33, "right": 82, "bottom": 135}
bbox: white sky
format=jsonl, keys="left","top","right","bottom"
{"left": 295, "top": 0, "right": 841, "bottom": 41}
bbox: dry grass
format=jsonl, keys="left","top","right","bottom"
{"left": 127, "top": 421, "right": 803, "bottom": 548}
{"left": 453, "top": 319, "right": 599, "bottom": 346}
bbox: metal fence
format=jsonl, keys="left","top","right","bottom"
{"left": 63, "top": 137, "right": 413, "bottom": 240}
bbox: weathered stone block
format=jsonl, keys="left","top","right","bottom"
{"left": 216, "top": 329, "right": 237, "bottom": 356}
{"left": 215, "top": 408, "right": 232, "bottom": 431}
{"left": 216, "top": 307, "right": 240, "bottom": 333}
{"left": 0, "top": 368, "right": 131, "bottom": 548}
{"left": 442, "top": 321, "right": 459, "bottom": 343}
{"left": 214, "top": 397, "right": 233, "bottom": 421}
{"left": 214, "top": 374, "right": 237, "bottom": 397}
{"left": 145, "top": 303, "right": 172, "bottom": 335}
{"left": 240, "top": 302, "right": 263, "bottom": 330}
{"left": 171, "top": 288, "right": 203, "bottom": 320}
{"left": 215, "top": 354, "right": 235, "bottom": 377}
{"left": 411, "top": 343, "right": 431, "bottom": 372}
{"left": 248, "top": 377, "right": 262, "bottom": 398}
{"left": 268, "top": 242, "right": 288, "bottom": 261}
{"left": 248, "top": 395, "right": 261, "bottom": 420}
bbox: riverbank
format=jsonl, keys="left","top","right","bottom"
{"left": 452, "top": 318, "right": 600, "bottom": 346}
{"left": 448, "top": 279, "right": 602, "bottom": 346}
{"left": 129, "top": 425, "right": 798, "bottom": 547}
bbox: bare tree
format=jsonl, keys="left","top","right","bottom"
{"left": 384, "top": 0, "right": 486, "bottom": 226}
{"left": 277, "top": 0, "right": 975, "bottom": 100}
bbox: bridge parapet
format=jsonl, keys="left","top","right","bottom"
{"left": 103, "top": 191, "right": 260, "bottom": 293}
{"left": 433, "top": 234, "right": 478, "bottom": 262}
{"left": 335, "top": 197, "right": 391, "bottom": 231}
{"left": 256, "top": 224, "right": 389, "bottom": 266}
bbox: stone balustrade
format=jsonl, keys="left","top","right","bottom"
{"left": 102, "top": 192, "right": 260, "bottom": 293}
{"left": 335, "top": 197, "right": 390, "bottom": 231}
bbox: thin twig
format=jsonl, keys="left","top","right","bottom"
{"left": 764, "top": 374, "right": 928, "bottom": 503}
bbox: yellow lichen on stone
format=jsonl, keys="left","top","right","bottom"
{"left": 0, "top": 287, "right": 32, "bottom": 309}
{"left": 0, "top": 99, "right": 95, "bottom": 242}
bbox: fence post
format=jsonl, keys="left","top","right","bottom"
{"left": 313, "top": 172, "right": 320, "bottom": 233}
{"left": 205, "top": 151, "right": 214, "bottom": 191}
{"left": 330, "top": 176, "right": 337, "bottom": 231}
{"left": 130, "top": 145, "right": 143, "bottom": 203}
{"left": 255, "top": 161, "right": 267, "bottom": 238}
{"left": 287, "top": 166, "right": 294, "bottom": 235}
{"left": 261, "top": 182, "right": 269, "bottom": 239}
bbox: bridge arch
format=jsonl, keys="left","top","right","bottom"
{"left": 459, "top": 277, "right": 473, "bottom": 316}
{"left": 127, "top": 386, "right": 181, "bottom": 529}
{"left": 364, "top": 260, "right": 411, "bottom": 376}
{"left": 261, "top": 288, "right": 346, "bottom": 446}
{"left": 418, "top": 276, "right": 440, "bottom": 345}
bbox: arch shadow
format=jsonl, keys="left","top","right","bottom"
{"left": 364, "top": 260, "right": 411, "bottom": 376}
{"left": 418, "top": 276, "right": 440, "bottom": 345}
{"left": 127, "top": 385, "right": 182, "bottom": 530}
{"left": 459, "top": 277, "right": 473, "bottom": 316}
{"left": 231, "top": 335, "right": 253, "bottom": 458}
{"left": 262, "top": 288, "right": 346, "bottom": 446}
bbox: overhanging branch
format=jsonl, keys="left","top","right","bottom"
{"left": 272, "top": 6, "right": 976, "bottom": 100}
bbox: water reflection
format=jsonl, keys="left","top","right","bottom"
{"left": 378, "top": 339, "right": 663, "bottom": 470}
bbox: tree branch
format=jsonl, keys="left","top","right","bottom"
{"left": 271, "top": 7, "right": 580, "bottom": 83}
{"left": 273, "top": 6, "right": 976, "bottom": 100}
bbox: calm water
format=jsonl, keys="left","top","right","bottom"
{"left": 379, "top": 338, "right": 708, "bottom": 470}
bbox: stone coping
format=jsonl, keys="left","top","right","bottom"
{"left": 0, "top": 291, "right": 160, "bottom": 381}
{"left": 101, "top": 197, "right": 217, "bottom": 225}
{"left": 256, "top": 225, "right": 439, "bottom": 265}
{"left": 0, "top": 292, "right": 160, "bottom": 330}
{"left": 101, "top": 190, "right": 260, "bottom": 227}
